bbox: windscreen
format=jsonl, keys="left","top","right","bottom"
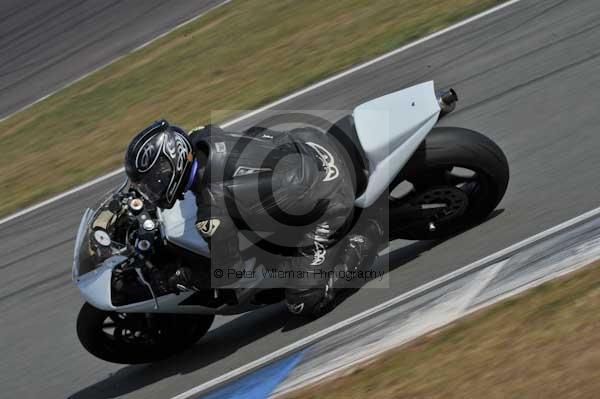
{"left": 72, "top": 180, "right": 133, "bottom": 279}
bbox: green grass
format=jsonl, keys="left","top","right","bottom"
{"left": 0, "top": 0, "right": 502, "bottom": 217}
{"left": 285, "top": 262, "right": 600, "bottom": 399}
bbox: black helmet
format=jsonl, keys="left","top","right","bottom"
{"left": 124, "top": 120, "right": 194, "bottom": 209}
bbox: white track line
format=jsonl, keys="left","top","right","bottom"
{"left": 273, "top": 250, "right": 600, "bottom": 397}
{"left": 169, "top": 203, "right": 600, "bottom": 399}
{"left": 0, "top": 0, "right": 524, "bottom": 227}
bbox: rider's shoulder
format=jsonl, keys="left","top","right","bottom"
{"left": 189, "top": 124, "right": 229, "bottom": 148}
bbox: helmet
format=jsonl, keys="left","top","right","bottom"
{"left": 124, "top": 120, "right": 194, "bottom": 209}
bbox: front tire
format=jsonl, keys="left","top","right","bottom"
{"left": 76, "top": 302, "right": 214, "bottom": 364}
{"left": 390, "top": 127, "right": 509, "bottom": 240}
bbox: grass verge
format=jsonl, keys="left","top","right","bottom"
{"left": 285, "top": 262, "right": 600, "bottom": 399}
{"left": 0, "top": 0, "right": 502, "bottom": 217}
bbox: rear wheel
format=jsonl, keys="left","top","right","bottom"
{"left": 76, "top": 302, "right": 214, "bottom": 364}
{"left": 390, "top": 127, "right": 509, "bottom": 240}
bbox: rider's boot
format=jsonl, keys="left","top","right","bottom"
{"left": 342, "top": 218, "right": 385, "bottom": 274}
{"left": 285, "top": 218, "right": 384, "bottom": 318}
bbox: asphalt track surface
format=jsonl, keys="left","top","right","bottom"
{"left": 2, "top": 0, "right": 600, "bottom": 398}
{"left": 0, "top": 0, "right": 225, "bottom": 119}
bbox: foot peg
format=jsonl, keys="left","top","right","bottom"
{"left": 168, "top": 267, "right": 200, "bottom": 292}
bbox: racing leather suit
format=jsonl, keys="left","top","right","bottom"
{"left": 188, "top": 124, "right": 369, "bottom": 314}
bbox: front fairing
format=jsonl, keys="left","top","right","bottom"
{"left": 75, "top": 255, "right": 128, "bottom": 310}
{"left": 71, "top": 181, "right": 202, "bottom": 313}
{"left": 71, "top": 181, "right": 140, "bottom": 310}
{"left": 71, "top": 180, "right": 251, "bottom": 315}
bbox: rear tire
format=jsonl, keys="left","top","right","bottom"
{"left": 391, "top": 127, "right": 509, "bottom": 240}
{"left": 76, "top": 302, "right": 214, "bottom": 364}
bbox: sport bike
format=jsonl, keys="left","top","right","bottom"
{"left": 73, "top": 81, "right": 509, "bottom": 363}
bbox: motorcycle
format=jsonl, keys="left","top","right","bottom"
{"left": 73, "top": 81, "right": 509, "bottom": 363}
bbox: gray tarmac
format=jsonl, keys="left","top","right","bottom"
{"left": 0, "top": 0, "right": 225, "bottom": 119}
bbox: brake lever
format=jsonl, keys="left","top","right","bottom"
{"left": 134, "top": 263, "right": 159, "bottom": 310}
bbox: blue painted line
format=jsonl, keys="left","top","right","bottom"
{"left": 200, "top": 349, "right": 308, "bottom": 399}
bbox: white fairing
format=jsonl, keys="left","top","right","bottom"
{"left": 158, "top": 191, "right": 210, "bottom": 256}
{"left": 75, "top": 255, "right": 198, "bottom": 312}
{"left": 353, "top": 81, "right": 441, "bottom": 207}
{"left": 76, "top": 252, "right": 266, "bottom": 314}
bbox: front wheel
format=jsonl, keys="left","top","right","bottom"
{"left": 390, "top": 127, "right": 509, "bottom": 240}
{"left": 76, "top": 302, "right": 214, "bottom": 364}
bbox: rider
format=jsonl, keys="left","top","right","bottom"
{"left": 124, "top": 119, "right": 383, "bottom": 317}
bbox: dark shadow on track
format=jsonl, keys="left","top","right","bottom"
{"left": 68, "top": 209, "right": 503, "bottom": 398}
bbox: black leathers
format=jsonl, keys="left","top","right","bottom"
{"left": 189, "top": 125, "right": 355, "bottom": 289}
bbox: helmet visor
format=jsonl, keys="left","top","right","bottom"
{"left": 131, "top": 157, "right": 173, "bottom": 204}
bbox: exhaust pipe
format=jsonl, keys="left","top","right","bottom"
{"left": 438, "top": 88, "right": 458, "bottom": 117}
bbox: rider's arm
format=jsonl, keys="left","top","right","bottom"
{"left": 195, "top": 184, "right": 244, "bottom": 286}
